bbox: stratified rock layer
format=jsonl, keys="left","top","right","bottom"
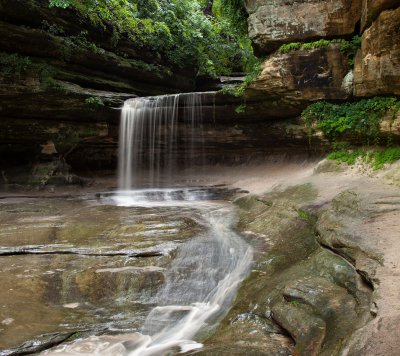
{"left": 247, "top": 45, "right": 351, "bottom": 109}
{"left": 245, "top": 0, "right": 362, "bottom": 54}
{"left": 354, "top": 7, "right": 400, "bottom": 97}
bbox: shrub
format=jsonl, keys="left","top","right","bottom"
{"left": 302, "top": 97, "right": 400, "bottom": 145}
{"left": 85, "top": 96, "right": 105, "bottom": 107}
{"left": 278, "top": 36, "right": 361, "bottom": 67}
{"left": 0, "top": 53, "right": 32, "bottom": 79}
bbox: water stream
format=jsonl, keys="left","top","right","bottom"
{"left": 119, "top": 94, "right": 205, "bottom": 189}
{"left": 42, "top": 93, "right": 252, "bottom": 355}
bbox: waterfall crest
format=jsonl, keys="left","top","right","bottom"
{"left": 118, "top": 93, "right": 204, "bottom": 190}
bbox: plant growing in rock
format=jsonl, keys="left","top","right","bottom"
{"left": 327, "top": 147, "right": 400, "bottom": 170}
{"left": 302, "top": 97, "right": 400, "bottom": 145}
{"left": 235, "top": 104, "right": 247, "bottom": 114}
{"left": 0, "top": 53, "right": 61, "bottom": 90}
{"left": 219, "top": 59, "right": 263, "bottom": 97}
{"left": 41, "top": 20, "right": 65, "bottom": 36}
{"left": 306, "top": 97, "right": 400, "bottom": 170}
{"left": 85, "top": 96, "right": 105, "bottom": 108}
{"left": 0, "top": 53, "right": 32, "bottom": 80}
{"left": 278, "top": 36, "right": 361, "bottom": 67}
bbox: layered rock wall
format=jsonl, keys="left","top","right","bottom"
{"left": 246, "top": 0, "right": 362, "bottom": 55}
{"left": 244, "top": 0, "right": 399, "bottom": 121}
{"left": 0, "top": 0, "right": 196, "bottom": 181}
{"left": 247, "top": 44, "right": 351, "bottom": 115}
{"left": 354, "top": 7, "right": 400, "bottom": 96}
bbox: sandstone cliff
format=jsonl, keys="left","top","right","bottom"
{"left": 0, "top": 0, "right": 196, "bottom": 182}
{"left": 245, "top": 0, "right": 399, "bottom": 112}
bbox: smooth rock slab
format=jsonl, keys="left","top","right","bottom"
{"left": 0, "top": 197, "right": 201, "bottom": 351}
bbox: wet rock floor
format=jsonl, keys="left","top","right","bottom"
{"left": 0, "top": 195, "right": 201, "bottom": 352}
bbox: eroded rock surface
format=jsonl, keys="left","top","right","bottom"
{"left": 354, "top": 7, "right": 400, "bottom": 97}
{"left": 196, "top": 169, "right": 400, "bottom": 356}
{"left": 0, "top": 196, "right": 201, "bottom": 352}
{"left": 245, "top": 0, "right": 362, "bottom": 54}
{"left": 247, "top": 45, "right": 351, "bottom": 112}
{"left": 361, "top": 0, "right": 399, "bottom": 31}
{"left": 196, "top": 184, "right": 372, "bottom": 355}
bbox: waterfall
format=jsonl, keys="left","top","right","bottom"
{"left": 41, "top": 92, "right": 253, "bottom": 356}
{"left": 118, "top": 93, "right": 204, "bottom": 190}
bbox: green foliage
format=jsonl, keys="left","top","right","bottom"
{"left": 339, "top": 36, "right": 361, "bottom": 59}
{"left": 235, "top": 104, "right": 247, "bottom": 114}
{"left": 49, "top": 0, "right": 71, "bottom": 8}
{"left": 0, "top": 52, "right": 61, "bottom": 90}
{"left": 302, "top": 97, "right": 400, "bottom": 144}
{"left": 63, "top": 31, "right": 105, "bottom": 57}
{"left": 219, "top": 59, "right": 263, "bottom": 97}
{"left": 298, "top": 209, "right": 310, "bottom": 221}
{"left": 371, "top": 147, "right": 400, "bottom": 169}
{"left": 48, "top": 0, "right": 256, "bottom": 77}
{"left": 327, "top": 147, "right": 400, "bottom": 170}
{"left": 327, "top": 150, "right": 365, "bottom": 165}
{"left": 85, "top": 96, "right": 105, "bottom": 107}
{"left": 41, "top": 20, "right": 65, "bottom": 36}
{"left": 278, "top": 36, "right": 361, "bottom": 67}
{"left": 0, "top": 53, "right": 32, "bottom": 79}
{"left": 278, "top": 42, "right": 303, "bottom": 53}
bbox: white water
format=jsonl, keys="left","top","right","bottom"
{"left": 43, "top": 199, "right": 253, "bottom": 356}
{"left": 118, "top": 94, "right": 204, "bottom": 189}
{"left": 42, "top": 93, "right": 252, "bottom": 355}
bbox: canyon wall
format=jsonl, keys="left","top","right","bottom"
{"left": 244, "top": 0, "right": 400, "bottom": 110}
{"left": 0, "top": 0, "right": 399, "bottom": 186}
{"left": 0, "top": 0, "right": 196, "bottom": 184}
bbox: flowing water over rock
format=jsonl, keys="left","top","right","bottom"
{"left": 41, "top": 197, "right": 253, "bottom": 355}
{"left": 0, "top": 94, "right": 253, "bottom": 355}
{"left": 119, "top": 94, "right": 205, "bottom": 189}
{"left": 37, "top": 92, "right": 253, "bottom": 355}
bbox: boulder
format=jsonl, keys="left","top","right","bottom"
{"left": 354, "top": 8, "right": 400, "bottom": 97}
{"left": 245, "top": 0, "right": 362, "bottom": 55}
{"left": 247, "top": 44, "right": 351, "bottom": 111}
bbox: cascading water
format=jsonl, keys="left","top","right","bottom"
{"left": 118, "top": 94, "right": 204, "bottom": 190}
{"left": 127, "top": 205, "right": 253, "bottom": 355}
{"left": 42, "top": 93, "right": 253, "bottom": 356}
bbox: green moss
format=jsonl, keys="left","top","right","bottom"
{"left": 298, "top": 209, "right": 310, "bottom": 221}
{"left": 278, "top": 42, "right": 303, "bottom": 53}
